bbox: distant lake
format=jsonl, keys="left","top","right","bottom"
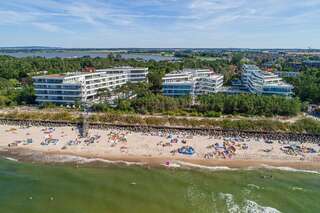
{"left": 0, "top": 52, "right": 178, "bottom": 62}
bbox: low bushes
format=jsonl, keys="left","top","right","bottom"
{"left": 0, "top": 111, "right": 319, "bottom": 134}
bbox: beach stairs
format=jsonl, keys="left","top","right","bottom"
{"left": 79, "top": 112, "right": 89, "bottom": 138}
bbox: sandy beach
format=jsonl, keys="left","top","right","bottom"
{"left": 0, "top": 124, "right": 319, "bottom": 170}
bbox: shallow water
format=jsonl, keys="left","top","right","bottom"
{"left": 0, "top": 158, "right": 319, "bottom": 213}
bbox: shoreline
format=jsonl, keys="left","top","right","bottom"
{"left": 1, "top": 148, "right": 320, "bottom": 174}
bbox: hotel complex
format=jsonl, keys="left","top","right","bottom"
{"left": 33, "top": 67, "right": 148, "bottom": 104}
{"left": 33, "top": 64, "right": 293, "bottom": 105}
{"left": 162, "top": 65, "right": 293, "bottom": 97}
{"left": 241, "top": 64, "right": 293, "bottom": 96}
{"left": 162, "top": 69, "right": 224, "bottom": 97}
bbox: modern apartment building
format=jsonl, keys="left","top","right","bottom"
{"left": 241, "top": 64, "right": 293, "bottom": 96}
{"left": 274, "top": 71, "right": 300, "bottom": 78}
{"left": 96, "top": 67, "right": 149, "bottom": 83}
{"left": 303, "top": 60, "right": 320, "bottom": 69}
{"left": 162, "top": 69, "right": 224, "bottom": 97}
{"left": 33, "top": 67, "right": 148, "bottom": 104}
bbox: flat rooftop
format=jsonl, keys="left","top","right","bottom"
{"left": 33, "top": 72, "right": 96, "bottom": 79}
{"left": 33, "top": 73, "right": 66, "bottom": 78}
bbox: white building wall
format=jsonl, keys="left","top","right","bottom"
{"left": 241, "top": 64, "right": 293, "bottom": 96}
{"left": 33, "top": 67, "right": 149, "bottom": 104}
{"left": 162, "top": 69, "right": 224, "bottom": 97}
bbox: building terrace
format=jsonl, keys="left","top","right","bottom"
{"left": 33, "top": 67, "right": 148, "bottom": 105}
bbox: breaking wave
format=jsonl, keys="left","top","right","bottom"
{"left": 43, "top": 154, "right": 146, "bottom": 166}
{"left": 260, "top": 164, "right": 320, "bottom": 175}
{"left": 3, "top": 157, "right": 19, "bottom": 162}
{"left": 174, "top": 161, "right": 238, "bottom": 171}
{"left": 219, "top": 193, "right": 282, "bottom": 213}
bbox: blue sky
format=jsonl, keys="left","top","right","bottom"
{"left": 0, "top": 0, "right": 320, "bottom": 48}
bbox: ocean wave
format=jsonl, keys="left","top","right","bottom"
{"left": 219, "top": 192, "right": 281, "bottom": 213}
{"left": 79, "top": 158, "right": 147, "bottom": 166}
{"left": 247, "top": 184, "right": 260, "bottom": 190}
{"left": 44, "top": 154, "right": 146, "bottom": 166}
{"left": 3, "top": 157, "right": 18, "bottom": 162}
{"left": 162, "top": 162, "right": 181, "bottom": 168}
{"left": 243, "top": 200, "right": 281, "bottom": 213}
{"left": 291, "top": 187, "right": 304, "bottom": 191}
{"left": 260, "top": 164, "right": 320, "bottom": 175}
{"left": 174, "top": 161, "right": 238, "bottom": 171}
{"left": 219, "top": 193, "right": 240, "bottom": 213}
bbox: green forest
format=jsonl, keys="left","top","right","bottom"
{"left": 92, "top": 93, "right": 302, "bottom": 117}
{"left": 286, "top": 68, "right": 320, "bottom": 104}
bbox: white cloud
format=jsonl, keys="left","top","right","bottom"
{"left": 190, "top": 0, "right": 245, "bottom": 11}
{"left": 32, "top": 22, "right": 61, "bottom": 32}
{"left": 0, "top": 10, "right": 34, "bottom": 24}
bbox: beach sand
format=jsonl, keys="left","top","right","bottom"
{"left": 0, "top": 124, "right": 319, "bottom": 170}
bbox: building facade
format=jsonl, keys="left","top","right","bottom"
{"left": 33, "top": 67, "right": 148, "bottom": 104}
{"left": 274, "top": 71, "right": 300, "bottom": 78}
{"left": 241, "top": 64, "right": 293, "bottom": 96}
{"left": 303, "top": 60, "right": 320, "bottom": 69}
{"left": 162, "top": 69, "right": 224, "bottom": 97}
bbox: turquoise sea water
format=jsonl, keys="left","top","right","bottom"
{"left": 0, "top": 158, "right": 319, "bottom": 213}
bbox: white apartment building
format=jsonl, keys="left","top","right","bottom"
{"left": 241, "top": 64, "right": 293, "bottom": 96}
{"left": 33, "top": 67, "right": 148, "bottom": 104}
{"left": 96, "top": 67, "right": 148, "bottom": 83}
{"left": 162, "top": 69, "right": 224, "bottom": 97}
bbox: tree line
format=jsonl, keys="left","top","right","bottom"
{"left": 287, "top": 68, "right": 320, "bottom": 104}
{"left": 197, "top": 94, "right": 302, "bottom": 116}
{"left": 92, "top": 93, "right": 302, "bottom": 117}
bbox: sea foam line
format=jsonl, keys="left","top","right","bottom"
{"left": 260, "top": 164, "right": 320, "bottom": 175}
{"left": 46, "top": 154, "right": 146, "bottom": 166}
{"left": 219, "top": 192, "right": 282, "bottom": 213}
{"left": 174, "top": 161, "right": 238, "bottom": 171}
{"left": 3, "top": 157, "right": 19, "bottom": 162}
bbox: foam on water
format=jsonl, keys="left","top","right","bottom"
{"left": 260, "top": 164, "right": 320, "bottom": 175}
{"left": 219, "top": 193, "right": 282, "bottom": 213}
{"left": 3, "top": 157, "right": 18, "bottom": 162}
{"left": 243, "top": 200, "right": 281, "bottom": 213}
{"left": 78, "top": 157, "right": 146, "bottom": 166}
{"left": 247, "top": 184, "right": 261, "bottom": 190}
{"left": 291, "top": 187, "right": 304, "bottom": 191}
{"left": 44, "top": 154, "right": 146, "bottom": 166}
{"left": 162, "top": 162, "right": 181, "bottom": 168}
{"left": 186, "top": 185, "right": 218, "bottom": 212}
{"left": 175, "top": 161, "right": 238, "bottom": 171}
{"left": 162, "top": 161, "right": 320, "bottom": 175}
{"left": 219, "top": 193, "right": 241, "bottom": 213}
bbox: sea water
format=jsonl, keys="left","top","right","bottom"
{"left": 0, "top": 158, "right": 319, "bottom": 213}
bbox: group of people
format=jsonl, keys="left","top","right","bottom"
{"left": 2, "top": 119, "right": 320, "bottom": 148}
{"left": 102, "top": 126, "right": 320, "bottom": 145}
{"left": 1, "top": 118, "right": 320, "bottom": 144}
{"left": 204, "top": 138, "right": 249, "bottom": 160}
{"left": 281, "top": 145, "right": 317, "bottom": 157}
